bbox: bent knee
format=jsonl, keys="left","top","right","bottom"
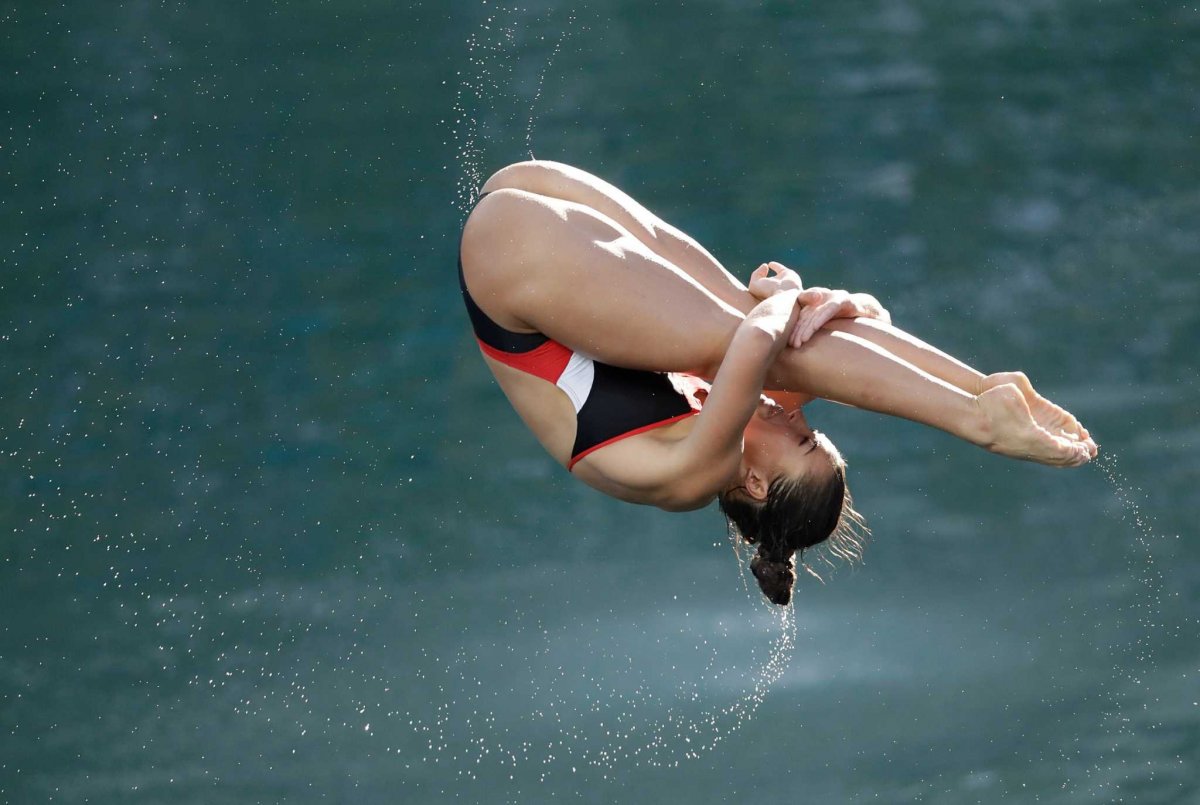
{"left": 460, "top": 187, "right": 576, "bottom": 297}
{"left": 480, "top": 159, "right": 573, "bottom": 196}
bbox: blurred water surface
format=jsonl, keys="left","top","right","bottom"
{"left": 1, "top": 1, "right": 1197, "bottom": 802}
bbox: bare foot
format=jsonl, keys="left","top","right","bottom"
{"left": 975, "top": 384, "right": 1092, "bottom": 467}
{"left": 981, "top": 372, "right": 1097, "bottom": 458}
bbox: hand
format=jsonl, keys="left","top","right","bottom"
{"left": 980, "top": 371, "right": 1097, "bottom": 458}
{"left": 747, "top": 261, "right": 804, "bottom": 300}
{"left": 789, "top": 288, "right": 892, "bottom": 346}
{"left": 975, "top": 384, "right": 1092, "bottom": 467}
{"left": 748, "top": 262, "right": 890, "bottom": 345}
{"left": 743, "top": 288, "right": 802, "bottom": 343}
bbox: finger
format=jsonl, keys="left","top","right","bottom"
{"left": 801, "top": 303, "right": 830, "bottom": 343}
{"left": 805, "top": 301, "right": 841, "bottom": 341}
{"left": 748, "top": 267, "right": 782, "bottom": 300}
{"left": 790, "top": 320, "right": 806, "bottom": 348}
{"left": 748, "top": 266, "right": 770, "bottom": 293}
{"left": 790, "top": 309, "right": 813, "bottom": 347}
{"left": 797, "top": 288, "right": 825, "bottom": 306}
{"left": 792, "top": 307, "right": 820, "bottom": 346}
{"left": 793, "top": 299, "right": 824, "bottom": 345}
{"left": 768, "top": 261, "right": 802, "bottom": 289}
{"left": 1064, "top": 418, "right": 1089, "bottom": 443}
{"left": 1051, "top": 432, "right": 1091, "bottom": 467}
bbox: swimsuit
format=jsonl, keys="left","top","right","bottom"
{"left": 459, "top": 204, "right": 697, "bottom": 470}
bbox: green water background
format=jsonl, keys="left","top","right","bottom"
{"left": 2, "top": 1, "right": 1197, "bottom": 802}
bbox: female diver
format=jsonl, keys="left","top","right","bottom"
{"left": 459, "top": 160, "right": 1096, "bottom": 604}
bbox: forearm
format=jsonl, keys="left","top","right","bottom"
{"left": 676, "top": 307, "right": 795, "bottom": 498}
{"left": 695, "top": 298, "right": 797, "bottom": 450}
{"left": 765, "top": 329, "right": 987, "bottom": 445}
{"left": 823, "top": 317, "right": 985, "bottom": 396}
{"left": 694, "top": 328, "right": 776, "bottom": 445}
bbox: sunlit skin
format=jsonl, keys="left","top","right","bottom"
{"left": 460, "top": 159, "right": 1097, "bottom": 512}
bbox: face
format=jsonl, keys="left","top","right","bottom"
{"left": 737, "top": 397, "right": 843, "bottom": 501}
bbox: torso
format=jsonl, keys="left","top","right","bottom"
{"left": 480, "top": 353, "right": 705, "bottom": 504}
{"left": 459, "top": 196, "right": 706, "bottom": 506}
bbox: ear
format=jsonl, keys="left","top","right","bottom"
{"left": 744, "top": 466, "right": 770, "bottom": 501}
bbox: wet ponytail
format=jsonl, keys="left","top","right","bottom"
{"left": 718, "top": 466, "right": 866, "bottom": 606}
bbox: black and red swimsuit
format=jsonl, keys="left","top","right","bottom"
{"left": 459, "top": 256, "right": 697, "bottom": 470}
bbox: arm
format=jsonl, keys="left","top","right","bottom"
{"left": 663, "top": 291, "right": 800, "bottom": 506}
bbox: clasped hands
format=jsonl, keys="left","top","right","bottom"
{"left": 748, "top": 261, "right": 890, "bottom": 346}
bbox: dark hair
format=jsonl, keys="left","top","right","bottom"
{"left": 718, "top": 463, "right": 866, "bottom": 606}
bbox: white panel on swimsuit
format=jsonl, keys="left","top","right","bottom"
{"left": 555, "top": 352, "right": 595, "bottom": 413}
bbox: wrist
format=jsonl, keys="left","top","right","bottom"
{"left": 732, "top": 317, "right": 781, "bottom": 354}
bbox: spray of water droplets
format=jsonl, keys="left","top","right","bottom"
{"left": 450, "top": 4, "right": 579, "bottom": 215}
{"left": 429, "top": 4, "right": 808, "bottom": 779}
{"left": 397, "top": 595, "right": 797, "bottom": 781}
{"left": 1069, "top": 451, "right": 1176, "bottom": 798}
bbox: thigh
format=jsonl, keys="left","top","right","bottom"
{"left": 460, "top": 187, "right": 743, "bottom": 377}
{"left": 480, "top": 160, "right": 754, "bottom": 314}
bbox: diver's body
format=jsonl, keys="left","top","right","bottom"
{"left": 461, "top": 160, "right": 1092, "bottom": 508}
